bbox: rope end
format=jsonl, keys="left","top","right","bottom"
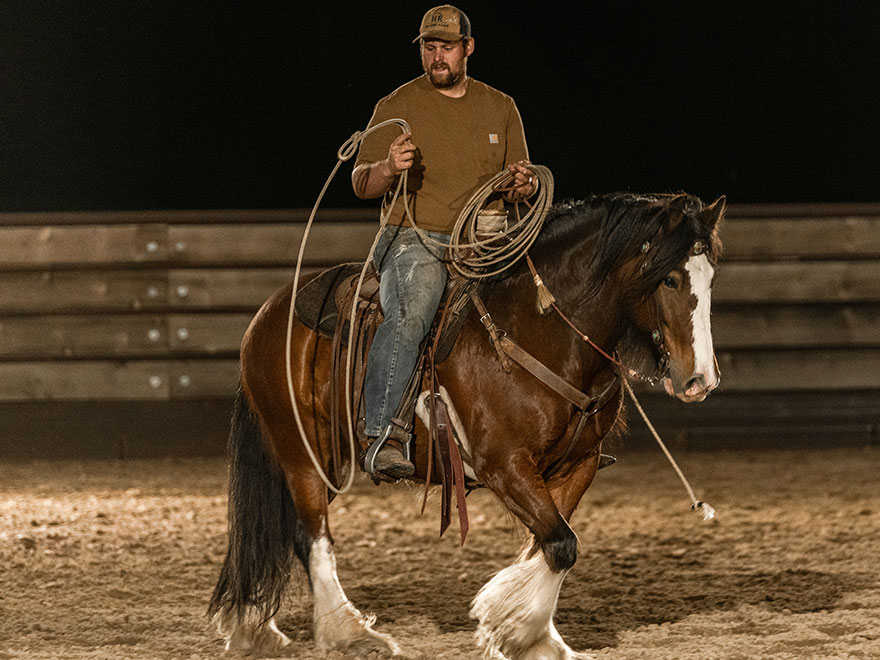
{"left": 692, "top": 500, "right": 716, "bottom": 521}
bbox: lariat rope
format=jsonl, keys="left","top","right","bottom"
{"left": 286, "top": 117, "right": 715, "bottom": 518}
{"left": 285, "top": 118, "right": 552, "bottom": 494}
{"left": 285, "top": 118, "right": 410, "bottom": 495}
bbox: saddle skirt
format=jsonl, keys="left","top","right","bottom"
{"left": 294, "top": 263, "right": 380, "bottom": 339}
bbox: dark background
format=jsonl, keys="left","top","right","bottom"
{"left": 2, "top": 1, "right": 878, "bottom": 212}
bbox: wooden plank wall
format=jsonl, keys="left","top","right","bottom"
{"left": 0, "top": 204, "right": 878, "bottom": 455}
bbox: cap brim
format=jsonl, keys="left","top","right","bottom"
{"left": 412, "top": 30, "right": 465, "bottom": 43}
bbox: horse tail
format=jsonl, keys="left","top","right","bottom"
{"left": 207, "top": 386, "right": 309, "bottom": 627}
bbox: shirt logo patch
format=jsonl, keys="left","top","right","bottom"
{"left": 489, "top": 133, "right": 499, "bottom": 144}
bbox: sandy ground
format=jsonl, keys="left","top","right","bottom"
{"left": 1, "top": 446, "right": 879, "bottom": 660}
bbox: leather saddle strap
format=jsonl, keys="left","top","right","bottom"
{"left": 467, "top": 290, "right": 512, "bottom": 373}
{"left": 499, "top": 335, "right": 595, "bottom": 411}
{"left": 542, "top": 376, "right": 622, "bottom": 479}
{"left": 432, "top": 388, "right": 469, "bottom": 544}
{"left": 469, "top": 288, "right": 594, "bottom": 411}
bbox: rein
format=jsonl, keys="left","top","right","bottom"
{"left": 526, "top": 255, "right": 670, "bottom": 387}
{"left": 520, "top": 252, "right": 716, "bottom": 521}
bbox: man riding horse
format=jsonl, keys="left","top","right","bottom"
{"left": 351, "top": 5, "right": 538, "bottom": 480}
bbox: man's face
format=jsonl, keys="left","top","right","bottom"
{"left": 420, "top": 39, "right": 471, "bottom": 88}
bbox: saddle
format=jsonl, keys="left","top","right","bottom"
{"left": 294, "top": 261, "right": 473, "bottom": 362}
{"left": 294, "top": 263, "right": 380, "bottom": 339}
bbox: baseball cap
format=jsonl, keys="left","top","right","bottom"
{"left": 413, "top": 5, "right": 472, "bottom": 43}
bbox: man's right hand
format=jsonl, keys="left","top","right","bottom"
{"left": 385, "top": 132, "right": 416, "bottom": 175}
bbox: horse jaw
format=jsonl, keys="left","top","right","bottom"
{"left": 665, "top": 253, "right": 719, "bottom": 403}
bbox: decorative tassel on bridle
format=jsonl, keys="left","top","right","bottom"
{"left": 526, "top": 256, "right": 556, "bottom": 314}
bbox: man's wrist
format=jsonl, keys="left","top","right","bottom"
{"left": 377, "top": 160, "right": 398, "bottom": 180}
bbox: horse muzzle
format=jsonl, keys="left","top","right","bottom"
{"left": 664, "top": 372, "right": 719, "bottom": 403}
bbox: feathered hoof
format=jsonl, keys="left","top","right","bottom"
{"left": 219, "top": 615, "right": 292, "bottom": 656}
{"left": 315, "top": 616, "right": 402, "bottom": 657}
{"left": 343, "top": 628, "right": 402, "bottom": 657}
{"left": 495, "top": 631, "right": 595, "bottom": 660}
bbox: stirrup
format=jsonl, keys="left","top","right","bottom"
{"left": 364, "top": 424, "right": 413, "bottom": 478}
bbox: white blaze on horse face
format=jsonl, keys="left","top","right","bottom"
{"left": 685, "top": 253, "right": 718, "bottom": 388}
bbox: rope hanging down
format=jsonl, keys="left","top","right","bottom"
{"left": 285, "top": 118, "right": 411, "bottom": 495}
{"left": 624, "top": 380, "right": 716, "bottom": 521}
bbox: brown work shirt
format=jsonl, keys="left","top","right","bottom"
{"left": 355, "top": 75, "right": 530, "bottom": 233}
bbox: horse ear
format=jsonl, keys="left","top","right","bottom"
{"left": 700, "top": 195, "right": 726, "bottom": 229}
{"left": 665, "top": 194, "right": 699, "bottom": 231}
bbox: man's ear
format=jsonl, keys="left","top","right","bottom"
{"left": 465, "top": 37, "right": 475, "bottom": 56}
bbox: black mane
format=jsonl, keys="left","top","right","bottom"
{"left": 533, "top": 192, "right": 719, "bottom": 302}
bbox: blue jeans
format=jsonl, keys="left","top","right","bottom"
{"left": 363, "top": 226, "right": 449, "bottom": 437}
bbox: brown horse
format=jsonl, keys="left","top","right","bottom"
{"left": 207, "top": 192, "right": 725, "bottom": 659}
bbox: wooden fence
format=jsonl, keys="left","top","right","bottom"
{"left": 0, "top": 204, "right": 878, "bottom": 456}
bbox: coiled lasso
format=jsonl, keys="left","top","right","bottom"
{"left": 285, "top": 119, "right": 554, "bottom": 494}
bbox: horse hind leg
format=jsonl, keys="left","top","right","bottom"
{"left": 307, "top": 533, "right": 401, "bottom": 655}
{"left": 267, "top": 417, "right": 399, "bottom": 653}
{"left": 254, "top": 391, "right": 400, "bottom": 654}
{"left": 471, "top": 457, "right": 598, "bottom": 660}
{"left": 208, "top": 388, "right": 401, "bottom": 655}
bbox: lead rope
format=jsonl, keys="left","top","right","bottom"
{"left": 624, "top": 380, "right": 716, "bottom": 520}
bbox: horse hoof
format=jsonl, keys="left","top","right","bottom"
{"left": 215, "top": 610, "right": 292, "bottom": 656}
{"left": 223, "top": 622, "right": 291, "bottom": 656}
{"left": 348, "top": 629, "right": 403, "bottom": 657}
{"left": 317, "top": 623, "right": 402, "bottom": 657}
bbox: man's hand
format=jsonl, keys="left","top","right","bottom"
{"left": 352, "top": 132, "right": 417, "bottom": 199}
{"left": 384, "top": 132, "right": 417, "bottom": 176}
{"left": 506, "top": 160, "right": 537, "bottom": 200}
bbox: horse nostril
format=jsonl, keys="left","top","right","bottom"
{"left": 686, "top": 376, "right": 705, "bottom": 394}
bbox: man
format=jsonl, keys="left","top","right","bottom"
{"left": 352, "top": 5, "right": 536, "bottom": 479}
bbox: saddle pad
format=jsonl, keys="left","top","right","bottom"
{"left": 294, "top": 263, "right": 378, "bottom": 338}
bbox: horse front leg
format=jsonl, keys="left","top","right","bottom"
{"left": 472, "top": 453, "right": 599, "bottom": 660}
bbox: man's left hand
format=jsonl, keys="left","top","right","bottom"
{"left": 506, "top": 160, "right": 538, "bottom": 200}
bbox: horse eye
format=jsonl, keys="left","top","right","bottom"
{"left": 663, "top": 276, "right": 677, "bottom": 289}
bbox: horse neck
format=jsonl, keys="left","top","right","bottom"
{"left": 476, "top": 256, "right": 627, "bottom": 393}
{"left": 525, "top": 233, "right": 630, "bottom": 354}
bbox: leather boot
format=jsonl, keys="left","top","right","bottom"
{"left": 367, "top": 425, "right": 414, "bottom": 480}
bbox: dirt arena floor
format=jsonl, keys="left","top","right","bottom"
{"left": 2, "top": 445, "right": 879, "bottom": 660}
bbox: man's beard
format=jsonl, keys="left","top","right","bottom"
{"left": 425, "top": 64, "right": 462, "bottom": 89}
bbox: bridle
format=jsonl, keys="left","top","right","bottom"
{"left": 526, "top": 236, "right": 712, "bottom": 387}
{"left": 542, "top": 288, "right": 670, "bottom": 387}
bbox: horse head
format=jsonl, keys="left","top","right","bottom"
{"left": 625, "top": 194, "right": 726, "bottom": 402}
{"left": 517, "top": 191, "right": 725, "bottom": 402}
